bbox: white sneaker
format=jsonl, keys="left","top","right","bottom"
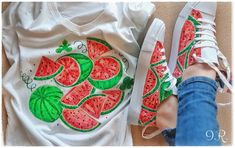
{"left": 168, "top": 2, "right": 232, "bottom": 93}
{"left": 128, "top": 18, "right": 177, "bottom": 139}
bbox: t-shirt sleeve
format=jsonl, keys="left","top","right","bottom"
{"left": 125, "top": 2, "right": 156, "bottom": 39}
{"left": 2, "top": 2, "right": 20, "bottom": 65}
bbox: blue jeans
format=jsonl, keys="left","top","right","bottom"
{"left": 162, "top": 76, "right": 221, "bottom": 146}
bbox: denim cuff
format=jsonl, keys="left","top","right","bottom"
{"left": 178, "top": 76, "right": 217, "bottom": 92}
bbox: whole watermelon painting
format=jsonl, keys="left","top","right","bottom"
{"left": 28, "top": 38, "right": 132, "bottom": 132}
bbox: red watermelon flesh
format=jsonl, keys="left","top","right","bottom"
{"left": 55, "top": 56, "right": 80, "bottom": 86}
{"left": 150, "top": 41, "right": 164, "bottom": 64}
{"left": 34, "top": 56, "right": 63, "bottom": 80}
{"left": 142, "top": 90, "right": 159, "bottom": 111}
{"left": 173, "top": 65, "right": 182, "bottom": 78}
{"left": 143, "top": 69, "right": 157, "bottom": 96}
{"left": 138, "top": 108, "right": 156, "bottom": 125}
{"left": 87, "top": 37, "right": 112, "bottom": 60}
{"left": 101, "top": 89, "right": 123, "bottom": 114}
{"left": 152, "top": 65, "right": 167, "bottom": 79}
{"left": 90, "top": 57, "right": 120, "bottom": 80}
{"left": 191, "top": 9, "right": 202, "bottom": 20}
{"left": 178, "top": 20, "right": 195, "bottom": 52}
{"left": 81, "top": 95, "right": 105, "bottom": 119}
{"left": 61, "top": 108, "right": 100, "bottom": 132}
{"left": 61, "top": 81, "right": 93, "bottom": 107}
{"left": 178, "top": 52, "right": 187, "bottom": 69}
{"left": 173, "top": 9, "right": 202, "bottom": 79}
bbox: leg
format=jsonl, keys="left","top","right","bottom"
{"left": 175, "top": 63, "right": 221, "bottom": 145}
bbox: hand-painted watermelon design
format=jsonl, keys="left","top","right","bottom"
{"left": 143, "top": 69, "right": 159, "bottom": 97}
{"left": 29, "top": 37, "right": 128, "bottom": 133}
{"left": 29, "top": 85, "right": 63, "bottom": 122}
{"left": 55, "top": 53, "right": 93, "bottom": 87}
{"left": 101, "top": 89, "right": 124, "bottom": 115}
{"left": 142, "top": 90, "right": 159, "bottom": 112}
{"left": 88, "top": 56, "right": 123, "bottom": 90}
{"left": 34, "top": 56, "right": 64, "bottom": 80}
{"left": 150, "top": 41, "right": 164, "bottom": 64}
{"left": 173, "top": 9, "right": 202, "bottom": 85}
{"left": 60, "top": 81, "right": 93, "bottom": 108}
{"left": 81, "top": 94, "right": 106, "bottom": 118}
{"left": 61, "top": 108, "right": 100, "bottom": 132}
{"left": 138, "top": 40, "right": 173, "bottom": 127}
{"left": 138, "top": 108, "right": 156, "bottom": 126}
{"left": 87, "top": 37, "right": 112, "bottom": 60}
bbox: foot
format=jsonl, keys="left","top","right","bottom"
{"left": 168, "top": 2, "right": 232, "bottom": 93}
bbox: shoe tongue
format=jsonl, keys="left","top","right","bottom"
{"left": 193, "top": 2, "right": 217, "bottom": 17}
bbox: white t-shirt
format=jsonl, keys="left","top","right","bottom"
{"left": 2, "top": 2, "right": 155, "bottom": 146}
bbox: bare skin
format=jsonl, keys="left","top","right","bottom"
{"left": 156, "top": 63, "right": 216, "bottom": 130}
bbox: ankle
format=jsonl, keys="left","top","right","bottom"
{"left": 182, "top": 63, "right": 216, "bottom": 81}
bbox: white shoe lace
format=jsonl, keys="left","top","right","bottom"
{"left": 192, "top": 18, "right": 233, "bottom": 93}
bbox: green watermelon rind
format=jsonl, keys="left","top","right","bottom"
{"left": 77, "top": 94, "right": 106, "bottom": 108}
{"left": 88, "top": 56, "right": 123, "bottom": 90}
{"left": 91, "top": 87, "right": 96, "bottom": 94}
{"left": 100, "top": 91, "right": 125, "bottom": 115}
{"left": 60, "top": 82, "right": 94, "bottom": 109}
{"left": 142, "top": 68, "right": 160, "bottom": 99}
{"left": 141, "top": 104, "right": 157, "bottom": 112}
{"left": 54, "top": 53, "right": 93, "bottom": 87}
{"left": 60, "top": 103, "right": 78, "bottom": 109}
{"left": 60, "top": 110, "right": 101, "bottom": 132}
{"left": 138, "top": 115, "right": 156, "bottom": 126}
{"left": 34, "top": 66, "right": 64, "bottom": 81}
{"left": 87, "top": 37, "right": 113, "bottom": 50}
{"left": 29, "top": 85, "right": 63, "bottom": 122}
{"left": 142, "top": 59, "right": 165, "bottom": 98}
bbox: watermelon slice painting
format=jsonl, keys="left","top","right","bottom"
{"left": 80, "top": 94, "right": 106, "bottom": 118}
{"left": 61, "top": 108, "right": 100, "bottom": 132}
{"left": 55, "top": 53, "right": 93, "bottom": 87}
{"left": 29, "top": 37, "right": 128, "bottom": 133}
{"left": 173, "top": 9, "right": 202, "bottom": 83}
{"left": 34, "top": 56, "right": 64, "bottom": 80}
{"left": 143, "top": 69, "right": 159, "bottom": 98}
{"left": 101, "top": 89, "right": 124, "bottom": 115}
{"left": 88, "top": 56, "right": 123, "bottom": 90}
{"left": 87, "top": 37, "right": 112, "bottom": 60}
{"left": 138, "top": 108, "right": 156, "bottom": 126}
{"left": 60, "top": 81, "right": 94, "bottom": 108}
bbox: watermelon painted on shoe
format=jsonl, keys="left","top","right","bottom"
{"left": 138, "top": 41, "right": 176, "bottom": 127}
{"left": 128, "top": 19, "right": 177, "bottom": 139}
{"left": 168, "top": 2, "right": 232, "bottom": 92}
{"left": 34, "top": 56, "right": 64, "bottom": 80}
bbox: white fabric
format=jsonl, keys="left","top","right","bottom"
{"left": 2, "top": 2, "right": 155, "bottom": 146}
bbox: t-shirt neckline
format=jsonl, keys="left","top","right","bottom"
{"left": 47, "top": 2, "right": 110, "bottom": 33}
